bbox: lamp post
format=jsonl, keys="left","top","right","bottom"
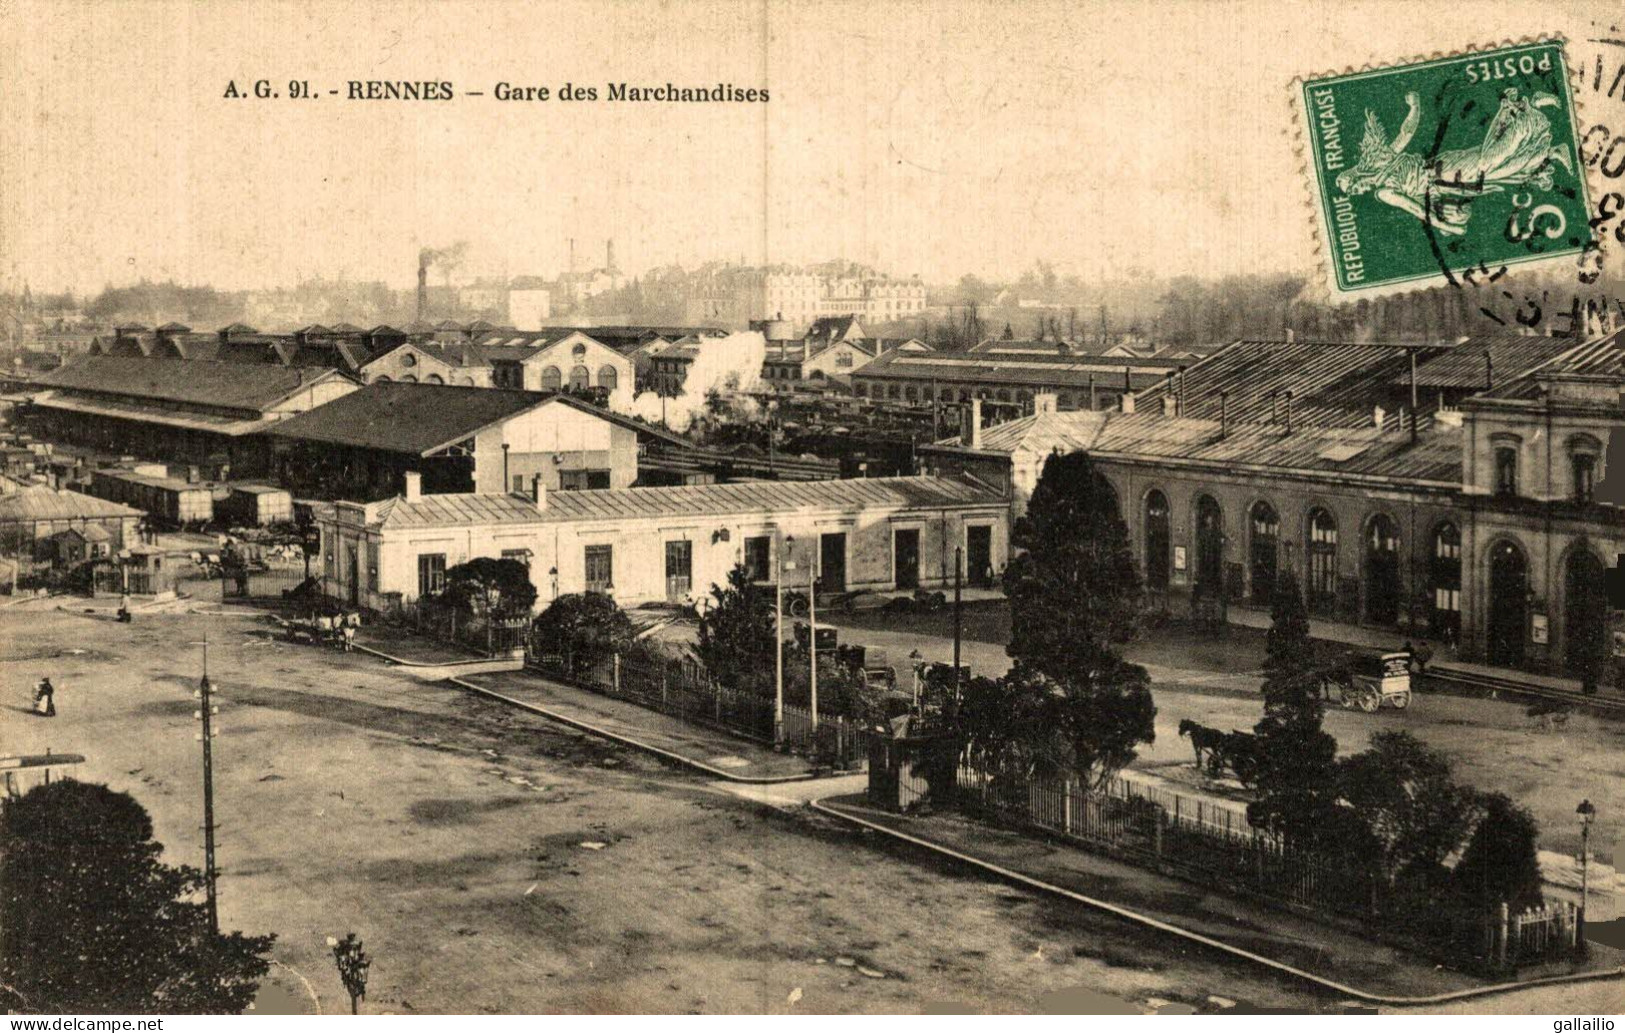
{"left": 1577, "top": 798, "right": 1596, "bottom": 953}
{"left": 908, "top": 648, "right": 924, "bottom": 709}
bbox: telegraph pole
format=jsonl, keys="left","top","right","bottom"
{"left": 808, "top": 569, "right": 819, "bottom": 731}
{"left": 953, "top": 546, "right": 963, "bottom": 699}
{"left": 194, "top": 636, "right": 220, "bottom": 936}
{"left": 774, "top": 546, "right": 784, "bottom": 744}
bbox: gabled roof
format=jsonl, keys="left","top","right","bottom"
{"left": 330, "top": 322, "right": 364, "bottom": 333}
{"left": 33, "top": 356, "right": 347, "bottom": 414}
{"left": 367, "top": 324, "right": 405, "bottom": 337}
{"left": 433, "top": 320, "right": 466, "bottom": 332}
{"left": 155, "top": 322, "right": 192, "bottom": 333}
{"left": 296, "top": 324, "right": 333, "bottom": 335}
{"left": 0, "top": 484, "right": 141, "bottom": 523}
{"left": 265, "top": 382, "right": 585, "bottom": 456}
{"left": 1397, "top": 333, "right": 1577, "bottom": 391}
{"left": 115, "top": 323, "right": 150, "bottom": 332}
{"left": 1477, "top": 328, "right": 1625, "bottom": 400}
{"left": 369, "top": 491, "right": 548, "bottom": 530}
{"left": 219, "top": 322, "right": 258, "bottom": 334}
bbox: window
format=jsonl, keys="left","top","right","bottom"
{"left": 417, "top": 553, "right": 446, "bottom": 597}
{"left": 1573, "top": 453, "right": 1597, "bottom": 503}
{"left": 560, "top": 469, "right": 611, "bottom": 490}
{"left": 1495, "top": 446, "right": 1518, "bottom": 496}
{"left": 584, "top": 545, "right": 613, "bottom": 592}
{"left": 501, "top": 548, "right": 530, "bottom": 568}
{"left": 599, "top": 365, "right": 618, "bottom": 392}
{"left": 887, "top": 385, "right": 900, "bottom": 400}
{"left": 744, "top": 535, "right": 772, "bottom": 582}
{"left": 1307, "top": 507, "right": 1338, "bottom": 616}
{"left": 367, "top": 541, "right": 379, "bottom": 592}
{"left": 541, "top": 366, "right": 562, "bottom": 391}
{"left": 569, "top": 365, "right": 590, "bottom": 390}
{"left": 513, "top": 474, "right": 524, "bottom": 494}
{"left": 835, "top": 351, "right": 853, "bottom": 368}
{"left": 424, "top": 373, "right": 444, "bottom": 385}
{"left": 401, "top": 352, "right": 417, "bottom": 367}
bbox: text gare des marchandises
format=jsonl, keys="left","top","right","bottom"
{"left": 220, "top": 80, "right": 768, "bottom": 102}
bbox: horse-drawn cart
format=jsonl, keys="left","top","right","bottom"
{"left": 1337, "top": 651, "right": 1412, "bottom": 712}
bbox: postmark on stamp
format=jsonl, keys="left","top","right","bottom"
{"left": 1297, "top": 40, "right": 1592, "bottom": 298}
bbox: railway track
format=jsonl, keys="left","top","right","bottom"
{"left": 1423, "top": 666, "right": 1625, "bottom": 716}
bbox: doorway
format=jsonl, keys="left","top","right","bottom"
{"left": 664, "top": 540, "right": 693, "bottom": 603}
{"left": 1564, "top": 548, "right": 1607, "bottom": 676}
{"left": 966, "top": 525, "right": 992, "bottom": 588}
{"left": 1365, "top": 514, "right": 1400, "bottom": 625}
{"left": 1194, "top": 495, "right": 1224, "bottom": 598}
{"left": 1249, "top": 501, "right": 1279, "bottom": 605}
{"left": 819, "top": 532, "right": 847, "bottom": 592}
{"left": 894, "top": 528, "right": 920, "bottom": 590}
{"left": 1487, "top": 540, "right": 1527, "bottom": 667}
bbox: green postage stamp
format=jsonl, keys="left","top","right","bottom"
{"left": 1298, "top": 40, "right": 1591, "bottom": 297}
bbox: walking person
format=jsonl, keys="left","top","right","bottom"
{"left": 33, "top": 677, "right": 56, "bottom": 718}
{"left": 1412, "top": 639, "right": 1434, "bottom": 674}
{"left": 341, "top": 621, "right": 356, "bottom": 653}
{"left": 117, "top": 592, "right": 133, "bottom": 623}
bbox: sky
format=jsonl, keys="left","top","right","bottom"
{"left": 0, "top": 0, "right": 1616, "bottom": 293}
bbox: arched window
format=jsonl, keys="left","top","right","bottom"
{"left": 1306, "top": 507, "right": 1338, "bottom": 616}
{"left": 904, "top": 385, "right": 918, "bottom": 401}
{"left": 1429, "top": 522, "right": 1461, "bottom": 641}
{"left": 1249, "top": 501, "right": 1279, "bottom": 605}
{"left": 1365, "top": 514, "right": 1400, "bottom": 625}
{"left": 454, "top": 375, "right": 474, "bottom": 386}
{"left": 424, "top": 373, "right": 445, "bottom": 385}
{"left": 569, "top": 365, "right": 591, "bottom": 390}
{"left": 1194, "top": 495, "right": 1224, "bottom": 596}
{"left": 372, "top": 374, "right": 392, "bottom": 383}
{"left": 572, "top": 342, "right": 587, "bottom": 360}
{"left": 598, "top": 365, "right": 618, "bottom": 393}
{"left": 1144, "top": 490, "right": 1170, "bottom": 589}
{"left": 541, "top": 366, "right": 562, "bottom": 391}
{"left": 400, "top": 374, "right": 418, "bottom": 384}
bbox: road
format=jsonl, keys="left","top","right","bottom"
{"left": 3, "top": 602, "right": 1616, "bottom": 1014}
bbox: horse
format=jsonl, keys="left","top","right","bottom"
{"left": 1178, "top": 719, "right": 1227, "bottom": 773}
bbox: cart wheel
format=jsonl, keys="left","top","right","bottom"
{"left": 1359, "top": 692, "right": 1379, "bottom": 714}
{"left": 1392, "top": 690, "right": 1411, "bottom": 710}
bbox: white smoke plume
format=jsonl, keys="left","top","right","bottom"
{"left": 623, "top": 331, "right": 766, "bottom": 433}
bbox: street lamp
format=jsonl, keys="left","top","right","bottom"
{"left": 908, "top": 649, "right": 924, "bottom": 708}
{"left": 1577, "top": 799, "right": 1597, "bottom": 953}
{"left": 327, "top": 933, "right": 371, "bottom": 1015}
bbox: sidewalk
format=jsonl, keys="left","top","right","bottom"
{"left": 453, "top": 669, "right": 817, "bottom": 783}
{"left": 352, "top": 623, "right": 499, "bottom": 667}
{"left": 813, "top": 794, "right": 1624, "bottom": 1004}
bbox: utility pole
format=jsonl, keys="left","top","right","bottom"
{"left": 953, "top": 545, "right": 963, "bottom": 700}
{"left": 774, "top": 543, "right": 785, "bottom": 744}
{"left": 808, "top": 565, "right": 819, "bottom": 731}
{"left": 193, "top": 636, "right": 220, "bottom": 936}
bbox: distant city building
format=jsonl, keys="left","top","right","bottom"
{"left": 684, "top": 266, "right": 925, "bottom": 328}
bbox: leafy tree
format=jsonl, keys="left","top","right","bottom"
{"left": 1451, "top": 792, "right": 1544, "bottom": 913}
{"left": 442, "top": 557, "right": 537, "bottom": 619}
{"left": 1248, "top": 568, "right": 1350, "bottom": 849}
{"left": 694, "top": 564, "right": 776, "bottom": 695}
{"left": 998, "top": 451, "right": 1154, "bottom": 788}
{"left": 1337, "top": 731, "right": 1476, "bottom": 887}
{"left": 1005, "top": 450, "right": 1141, "bottom": 673}
{"left": 0, "top": 781, "right": 274, "bottom": 1014}
{"left": 1260, "top": 570, "right": 1322, "bottom": 722}
{"left": 532, "top": 592, "right": 635, "bottom": 668}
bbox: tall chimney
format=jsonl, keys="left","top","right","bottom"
{"left": 530, "top": 473, "right": 546, "bottom": 508}
{"left": 1284, "top": 390, "right": 1294, "bottom": 433}
{"left": 1088, "top": 373, "right": 1097, "bottom": 411}
{"left": 606, "top": 238, "right": 616, "bottom": 271}
{"left": 1485, "top": 352, "right": 1494, "bottom": 390}
{"left": 569, "top": 238, "right": 577, "bottom": 274}
{"left": 967, "top": 398, "right": 983, "bottom": 450}
{"left": 417, "top": 262, "right": 427, "bottom": 322}
{"left": 404, "top": 470, "right": 422, "bottom": 503}
{"left": 1177, "top": 365, "right": 1187, "bottom": 416}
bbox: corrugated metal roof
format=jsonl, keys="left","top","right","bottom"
{"left": 0, "top": 485, "right": 142, "bottom": 522}
{"left": 943, "top": 409, "right": 1461, "bottom": 484}
{"left": 856, "top": 349, "right": 1179, "bottom": 390}
{"left": 1399, "top": 334, "right": 1576, "bottom": 389}
{"left": 1478, "top": 329, "right": 1625, "bottom": 399}
{"left": 1134, "top": 339, "right": 1445, "bottom": 429}
{"left": 266, "top": 382, "right": 560, "bottom": 455}
{"left": 34, "top": 356, "right": 345, "bottom": 413}
{"left": 537, "top": 474, "right": 1003, "bottom": 523}
{"left": 30, "top": 391, "right": 277, "bottom": 436}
